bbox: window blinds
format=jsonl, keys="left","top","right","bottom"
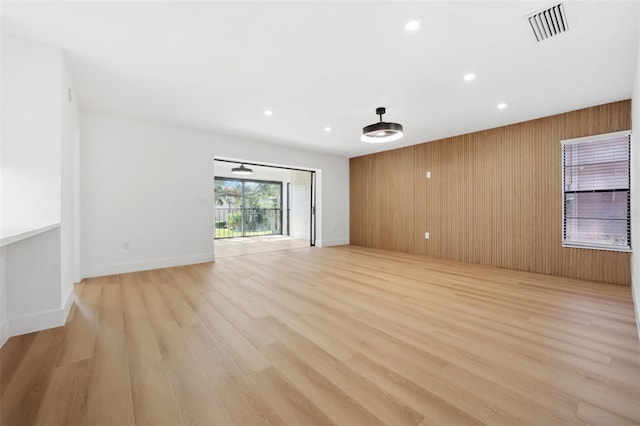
{"left": 562, "top": 131, "right": 630, "bottom": 251}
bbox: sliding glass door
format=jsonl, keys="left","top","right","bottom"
{"left": 214, "top": 177, "right": 282, "bottom": 238}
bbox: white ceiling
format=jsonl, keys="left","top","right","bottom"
{"left": 1, "top": 1, "right": 638, "bottom": 157}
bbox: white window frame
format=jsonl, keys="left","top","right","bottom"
{"left": 561, "top": 130, "right": 631, "bottom": 252}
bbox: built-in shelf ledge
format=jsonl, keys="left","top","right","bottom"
{"left": 0, "top": 222, "right": 61, "bottom": 247}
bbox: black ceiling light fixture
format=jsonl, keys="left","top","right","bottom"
{"left": 361, "top": 107, "right": 404, "bottom": 143}
{"left": 231, "top": 163, "right": 253, "bottom": 175}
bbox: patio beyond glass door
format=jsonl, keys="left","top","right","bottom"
{"left": 214, "top": 177, "right": 282, "bottom": 239}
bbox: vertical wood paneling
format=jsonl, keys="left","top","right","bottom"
{"left": 350, "top": 100, "right": 631, "bottom": 285}
{"left": 366, "top": 146, "right": 415, "bottom": 253}
{"left": 349, "top": 156, "right": 369, "bottom": 246}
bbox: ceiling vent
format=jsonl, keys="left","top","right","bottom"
{"left": 528, "top": 3, "right": 568, "bottom": 42}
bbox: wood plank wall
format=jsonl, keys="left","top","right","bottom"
{"left": 350, "top": 100, "right": 631, "bottom": 285}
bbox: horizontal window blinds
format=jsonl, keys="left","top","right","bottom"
{"left": 562, "top": 132, "right": 630, "bottom": 251}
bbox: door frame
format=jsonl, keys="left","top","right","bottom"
{"left": 310, "top": 171, "right": 316, "bottom": 247}
{"left": 214, "top": 159, "right": 317, "bottom": 246}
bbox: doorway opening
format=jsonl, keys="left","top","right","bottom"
{"left": 213, "top": 159, "right": 316, "bottom": 258}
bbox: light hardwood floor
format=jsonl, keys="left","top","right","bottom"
{"left": 214, "top": 235, "right": 309, "bottom": 259}
{"left": 2, "top": 245, "right": 639, "bottom": 425}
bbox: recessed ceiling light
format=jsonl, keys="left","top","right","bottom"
{"left": 324, "top": 126, "right": 332, "bottom": 133}
{"left": 405, "top": 19, "right": 421, "bottom": 32}
{"left": 497, "top": 102, "right": 508, "bottom": 110}
{"left": 463, "top": 73, "right": 476, "bottom": 81}
{"left": 264, "top": 110, "right": 273, "bottom": 116}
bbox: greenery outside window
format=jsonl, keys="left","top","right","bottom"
{"left": 214, "top": 177, "right": 282, "bottom": 239}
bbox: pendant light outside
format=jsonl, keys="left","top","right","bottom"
{"left": 231, "top": 164, "right": 253, "bottom": 175}
{"left": 361, "top": 107, "right": 404, "bottom": 143}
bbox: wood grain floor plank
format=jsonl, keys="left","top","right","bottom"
{"left": 260, "top": 341, "right": 386, "bottom": 426}
{"left": 260, "top": 316, "right": 425, "bottom": 425}
{"left": 154, "top": 320, "right": 233, "bottom": 426}
{"left": 55, "top": 283, "right": 101, "bottom": 366}
{"left": 350, "top": 307, "right": 581, "bottom": 420}
{"left": 262, "top": 273, "right": 361, "bottom": 316}
{"left": 575, "top": 400, "right": 637, "bottom": 426}
{"left": 0, "top": 332, "right": 36, "bottom": 397}
{"left": 305, "top": 311, "right": 499, "bottom": 423}
{"left": 124, "top": 316, "right": 184, "bottom": 426}
{"left": 181, "top": 323, "right": 282, "bottom": 426}
{"left": 250, "top": 293, "right": 357, "bottom": 361}
{"left": 214, "top": 235, "right": 309, "bottom": 258}
{"left": 120, "top": 274, "right": 148, "bottom": 319}
{"left": 311, "top": 308, "right": 449, "bottom": 372}
{"left": 97, "top": 280, "right": 125, "bottom": 331}
{"left": 347, "top": 353, "right": 487, "bottom": 426}
{"left": 175, "top": 276, "right": 271, "bottom": 375}
{"left": 85, "top": 317, "right": 135, "bottom": 426}
{"left": 204, "top": 289, "right": 277, "bottom": 348}
{"left": 441, "top": 363, "right": 580, "bottom": 426}
{"left": 34, "top": 358, "right": 92, "bottom": 426}
{"left": 86, "top": 275, "right": 135, "bottom": 426}
{"left": 1, "top": 245, "right": 639, "bottom": 425}
{"left": 392, "top": 281, "right": 631, "bottom": 365}
{"left": 591, "top": 317, "right": 640, "bottom": 337}
{"left": 211, "top": 282, "right": 271, "bottom": 319}
{"left": 1, "top": 327, "right": 67, "bottom": 426}
{"left": 139, "top": 279, "right": 176, "bottom": 328}
{"left": 250, "top": 366, "right": 335, "bottom": 426}
{"left": 157, "top": 282, "right": 201, "bottom": 328}
{"left": 431, "top": 329, "right": 640, "bottom": 423}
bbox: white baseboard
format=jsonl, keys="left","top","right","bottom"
{"left": 319, "top": 239, "right": 349, "bottom": 247}
{"left": 8, "top": 304, "right": 68, "bottom": 337}
{"left": 632, "top": 284, "right": 640, "bottom": 342}
{"left": 81, "top": 252, "right": 215, "bottom": 279}
{"left": 0, "top": 286, "right": 75, "bottom": 348}
{"left": 63, "top": 286, "right": 74, "bottom": 320}
{"left": 0, "top": 320, "right": 8, "bottom": 348}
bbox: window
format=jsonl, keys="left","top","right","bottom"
{"left": 562, "top": 131, "right": 631, "bottom": 251}
{"left": 214, "top": 177, "right": 282, "bottom": 239}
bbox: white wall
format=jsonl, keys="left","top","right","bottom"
{"left": 0, "top": 34, "right": 78, "bottom": 345}
{"left": 80, "top": 111, "right": 349, "bottom": 277}
{"left": 1, "top": 34, "right": 62, "bottom": 225}
{"left": 60, "top": 58, "right": 80, "bottom": 304}
{"left": 0, "top": 247, "right": 7, "bottom": 347}
{"left": 631, "top": 5, "right": 640, "bottom": 340}
{"left": 290, "top": 170, "right": 312, "bottom": 241}
{"left": 6, "top": 228, "right": 63, "bottom": 336}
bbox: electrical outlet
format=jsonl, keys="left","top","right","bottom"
{"left": 123, "top": 242, "right": 130, "bottom": 250}
{"left": 424, "top": 232, "right": 430, "bottom": 239}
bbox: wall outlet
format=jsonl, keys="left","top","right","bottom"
{"left": 426, "top": 171, "right": 431, "bottom": 179}
{"left": 123, "top": 242, "right": 130, "bottom": 250}
{"left": 424, "top": 232, "right": 430, "bottom": 239}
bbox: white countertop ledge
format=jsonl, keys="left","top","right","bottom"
{"left": 0, "top": 222, "right": 61, "bottom": 247}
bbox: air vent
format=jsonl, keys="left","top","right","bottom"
{"left": 528, "top": 3, "right": 568, "bottom": 42}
